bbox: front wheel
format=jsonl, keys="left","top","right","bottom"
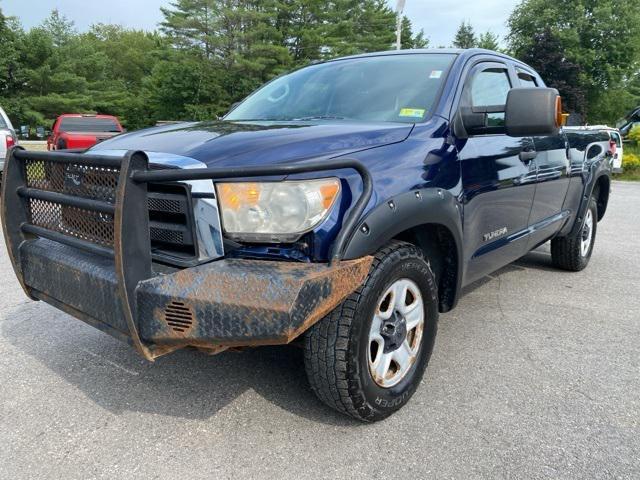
{"left": 304, "top": 241, "right": 439, "bottom": 422}
{"left": 551, "top": 196, "right": 598, "bottom": 271}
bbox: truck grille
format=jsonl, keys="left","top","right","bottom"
{"left": 25, "top": 159, "right": 119, "bottom": 202}
{"left": 25, "top": 159, "right": 118, "bottom": 247}
{"left": 23, "top": 158, "right": 197, "bottom": 265}
{"left": 147, "top": 183, "right": 197, "bottom": 261}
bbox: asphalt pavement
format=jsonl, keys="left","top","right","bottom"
{"left": 1, "top": 181, "right": 638, "bottom": 479}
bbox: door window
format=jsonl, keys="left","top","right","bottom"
{"left": 470, "top": 68, "right": 511, "bottom": 127}
{"left": 471, "top": 69, "right": 512, "bottom": 108}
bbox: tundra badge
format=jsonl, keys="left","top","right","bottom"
{"left": 483, "top": 227, "right": 508, "bottom": 242}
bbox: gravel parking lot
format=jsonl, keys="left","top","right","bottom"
{"left": 1, "top": 181, "right": 638, "bottom": 479}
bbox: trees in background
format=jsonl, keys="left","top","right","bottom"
{"left": 477, "top": 31, "right": 500, "bottom": 51}
{"left": 0, "top": 9, "right": 170, "bottom": 129}
{"left": 508, "top": 0, "right": 640, "bottom": 122}
{"left": 516, "top": 28, "right": 586, "bottom": 119}
{"left": 452, "top": 21, "right": 476, "bottom": 49}
{"left": 0, "top": 2, "right": 426, "bottom": 130}
{"left": 2, "top": 0, "right": 639, "bottom": 129}
{"left": 452, "top": 22, "right": 501, "bottom": 53}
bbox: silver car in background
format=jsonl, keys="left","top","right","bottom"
{"left": 1, "top": 106, "right": 18, "bottom": 176}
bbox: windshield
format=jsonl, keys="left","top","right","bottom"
{"left": 59, "top": 117, "right": 121, "bottom": 133}
{"left": 226, "top": 54, "right": 456, "bottom": 124}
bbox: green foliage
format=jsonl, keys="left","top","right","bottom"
{"left": 627, "top": 126, "right": 640, "bottom": 145}
{"left": 0, "top": 10, "right": 22, "bottom": 95}
{"left": 1, "top": 2, "right": 427, "bottom": 130}
{"left": 508, "top": 0, "right": 640, "bottom": 123}
{"left": 623, "top": 152, "right": 640, "bottom": 169}
{"left": 515, "top": 28, "right": 586, "bottom": 118}
{"left": 401, "top": 16, "right": 428, "bottom": 49}
{"left": 477, "top": 31, "right": 500, "bottom": 51}
{"left": 613, "top": 144, "right": 640, "bottom": 180}
{"left": 615, "top": 141, "right": 640, "bottom": 178}
{"left": 3, "top": 1, "right": 638, "bottom": 134}
{"left": 41, "top": 9, "right": 75, "bottom": 47}
{"left": 452, "top": 21, "right": 476, "bottom": 49}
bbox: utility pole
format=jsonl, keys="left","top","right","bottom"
{"left": 395, "top": 0, "right": 406, "bottom": 50}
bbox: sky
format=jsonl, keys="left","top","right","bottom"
{"left": 1, "top": 0, "right": 520, "bottom": 48}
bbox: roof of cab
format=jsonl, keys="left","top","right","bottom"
{"left": 323, "top": 48, "right": 536, "bottom": 73}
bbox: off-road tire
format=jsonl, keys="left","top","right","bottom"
{"left": 304, "top": 240, "right": 439, "bottom": 422}
{"left": 551, "top": 196, "right": 598, "bottom": 272}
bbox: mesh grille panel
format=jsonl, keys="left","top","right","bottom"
{"left": 21, "top": 158, "right": 198, "bottom": 263}
{"left": 29, "top": 198, "right": 115, "bottom": 246}
{"left": 150, "top": 227, "right": 184, "bottom": 245}
{"left": 25, "top": 159, "right": 120, "bottom": 203}
{"left": 148, "top": 197, "right": 182, "bottom": 214}
{"left": 24, "top": 159, "right": 120, "bottom": 247}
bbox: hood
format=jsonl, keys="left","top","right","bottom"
{"left": 88, "top": 120, "right": 413, "bottom": 167}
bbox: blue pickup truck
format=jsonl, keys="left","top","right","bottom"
{"left": 1, "top": 49, "right": 613, "bottom": 421}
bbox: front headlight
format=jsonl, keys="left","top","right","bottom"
{"left": 216, "top": 178, "right": 341, "bottom": 242}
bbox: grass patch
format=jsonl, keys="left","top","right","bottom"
{"left": 626, "top": 144, "right": 640, "bottom": 156}
{"left": 615, "top": 170, "right": 640, "bottom": 181}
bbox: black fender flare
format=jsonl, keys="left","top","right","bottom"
{"left": 342, "top": 188, "right": 464, "bottom": 309}
{"left": 560, "top": 162, "right": 611, "bottom": 238}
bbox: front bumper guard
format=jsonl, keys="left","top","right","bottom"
{"left": 1, "top": 148, "right": 373, "bottom": 360}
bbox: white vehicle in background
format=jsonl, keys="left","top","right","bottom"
{"left": 0, "top": 106, "right": 18, "bottom": 177}
{"left": 565, "top": 125, "right": 623, "bottom": 173}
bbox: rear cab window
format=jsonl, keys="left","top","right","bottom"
{"left": 59, "top": 117, "right": 121, "bottom": 133}
{"left": 517, "top": 70, "right": 538, "bottom": 88}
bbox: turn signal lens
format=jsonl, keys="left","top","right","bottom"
{"left": 555, "top": 96, "right": 566, "bottom": 127}
{"left": 320, "top": 183, "right": 340, "bottom": 209}
{"left": 217, "top": 183, "right": 260, "bottom": 210}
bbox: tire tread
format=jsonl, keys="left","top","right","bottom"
{"left": 551, "top": 197, "right": 597, "bottom": 272}
{"left": 304, "top": 240, "right": 435, "bottom": 421}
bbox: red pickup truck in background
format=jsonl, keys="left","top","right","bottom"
{"left": 48, "top": 114, "right": 124, "bottom": 151}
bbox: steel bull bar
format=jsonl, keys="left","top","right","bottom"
{"left": 1, "top": 148, "right": 373, "bottom": 360}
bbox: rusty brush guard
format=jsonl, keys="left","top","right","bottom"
{"left": 1, "top": 148, "right": 373, "bottom": 360}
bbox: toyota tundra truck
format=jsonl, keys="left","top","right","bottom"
{"left": 1, "top": 49, "right": 612, "bottom": 422}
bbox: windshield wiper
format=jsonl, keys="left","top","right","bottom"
{"left": 293, "top": 115, "right": 348, "bottom": 121}
{"left": 227, "top": 115, "right": 349, "bottom": 122}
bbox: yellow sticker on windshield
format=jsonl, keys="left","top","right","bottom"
{"left": 399, "top": 108, "right": 426, "bottom": 118}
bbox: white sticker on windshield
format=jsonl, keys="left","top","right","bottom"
{"left": 429, "top": 70, "right": 443, "bottom": 79}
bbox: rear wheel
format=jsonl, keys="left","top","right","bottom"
{"left": 551, "top": 197, "right": 598, "bottom": 271}
{"left": 304, "top": 241, "right": 438, "bottom": 422}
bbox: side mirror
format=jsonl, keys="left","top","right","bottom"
{"left": 505, "top": 88, "right": 563, "bottom": 137}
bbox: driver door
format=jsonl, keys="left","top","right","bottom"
{"left": 457, "top": 61, "right": 538, "bottom": 285}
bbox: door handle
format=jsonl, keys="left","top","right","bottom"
{"left": 519, "top": 150, "right": 538, "bottom": 164}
